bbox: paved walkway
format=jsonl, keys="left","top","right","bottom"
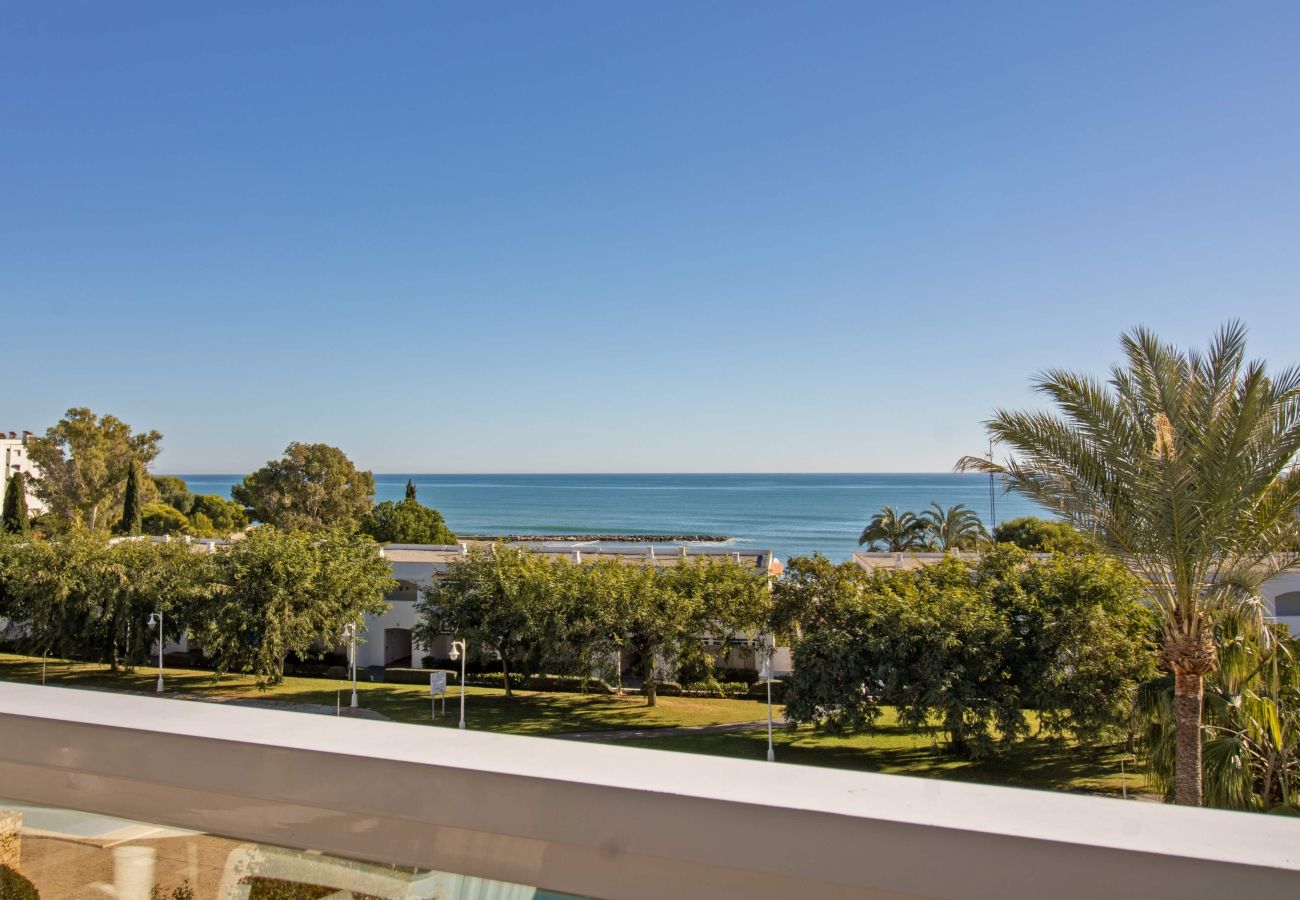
{"left": 554, "top": 718, "right": 787, "bottom": 741}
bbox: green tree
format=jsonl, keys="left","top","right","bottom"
{"left": 779, "top": 552, "right": 1156, "bottom": 758}
{"left": 992, "top": 516, "right": 1092, "bottom": 553}
{"left": 116, "top": 461, "right": 144, "bottom": 535}
{"left": 2, "top": 533, "right": 213, "bottom": 671}
{"left": 978, "top": 547, "right": 1158, "bottom": 742}
{"left": 959, "top": 323, "right": 1300, "bottom": 804}
{"left": 141, "top": 502, "right": 190, "bottom": 536}
{"left": 198, "top": 527, "right": 394, "bottom": 684}
{"left": 414, "top": 545, "right": 548, "bottom": 698}
{"left": 363, "top": 496, "right": 456, "bottom": 545}
{"left": 547, "top": 558, "right": 632, "bottom": 687}
{"left": 1138, "top": 614, "right": 1300, "bottom": 810}
{"left": 233, "top": 443, "right": 375, "bottom": 531}
{"left": 918, "top": 502, "right": 987, "bottom": 550}
{"left": 152, "top": 475, "right": 195, "bottom": 515}
{"left": 405, "top": 479, "right": 418, "bottom": 501}
{"left": 186, "top": 494, "right": 248, "bottom": 536}
{"left": 857, "top": 505, "right": 924, "bottom": 551}
{"left": 2, "top": 471, "right": 31, "bottom": 535}
{"left": 625, "top": 558, "right": 771, "bottom": 707}
{"left": 26, "top": 408, "right": 162, "bottom": 530}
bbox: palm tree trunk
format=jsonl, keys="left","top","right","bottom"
{"left": 1172, "top": 669, "right": 1204, "bottom": 806}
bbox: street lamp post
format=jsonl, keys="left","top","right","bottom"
{"left": 342, "top": 623, "right": 359, "bottom": 708}
{"left": 147, "top": 611, "right": 164, "bottom": 693}
{"left": 449, "top": 639, "right": 468, "bottom": 729}
{"left": 759, "top": 643, "right": 775, "bottom": 762}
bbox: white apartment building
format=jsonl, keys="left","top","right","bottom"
{"left": 0, "top": 430, "right": 44, "bottom": 514}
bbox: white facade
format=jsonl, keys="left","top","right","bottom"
{"left": 0, "top": 431, "right": 45, "bottom": 514}
{"left": 1262, "top": 570, "right": 1300, "bottom": 636}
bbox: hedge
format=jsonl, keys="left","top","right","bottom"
{"left": 384, "top": 667, "right": 459, "bottom": 685}
{"left": 747, "top": 679, "right": 787, "bottom": 702}
{"left": 681, "top": 680, "right": 750, "bottom": 697}
{"left": 466, "top": 672, "right": 616, "bottom": 694}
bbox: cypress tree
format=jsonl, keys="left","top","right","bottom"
{"left": 118, "top": 461, "right": 143, "bottom": 535}
{"left": 405, "top": 479, "right": 418, "bottom": 502}
{"left": 2, "top": 471, "right": 30, "bottom": 535}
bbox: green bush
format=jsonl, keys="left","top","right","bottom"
{"left": 654, "top": 680, "right": 683, "bottom": 697}
{"left": 284, "top": 662, "right": 329, "bottom": 678}
{"left": 323, "top": 665, "right": 348, "bottom": 679}
{"left": 682, "top": 680, "right": 750, "bottom": 697}
{"left": 384, "top": 667, "right": 459, "bottom": 685}
{"left": 0, "top": 864, "right": 40, "bottom": 899}
{"left": 748, "top": 679, "right": 787, "bottom": 703}
{"left": 469, "top": 671, "right": 525, "bottom": 688}
{"left": 523, "top": 674, "right": 615, "bottom": 695}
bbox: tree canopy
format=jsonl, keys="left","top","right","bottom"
{"left": 416, "top": 548, "right": 771, "bottom": 704}
{"left": 858, "top": 503, "right": 989, "bottom": 552}
{"left": 779, "top": 549, "right": 1156, "bottom": 758}
{"left": 197, "top": 527, "right": 394, "bottom": 684}
{"left": 992, "top": 516, "right": 1092, "bottom": 553}
{"left": 233, "top": 443, "right": 375, "bottom": 531}
{"left": 2, "top": 472, "right": 30, "bottom": 535}
{"left": 115, "top": 461, "right": 143, "bottom": 535}
{"left": 959, "top": 322, "right": 1300, "bottom": 804}
{"left": 26, "top": 408, "right": 162, "bottom": 530}
{"left": 363, "top": 485, "right": 456, "bottom": 545}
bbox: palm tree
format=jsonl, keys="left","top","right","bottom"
{"left": 858, "top": 505, "right": 925, "bottom": 551}
{"left": 1137, "top": 611, "right": 1299, "bottom": 810}
{"left": 959, "top": 322, "right": 1300, "bottom": 805}
{"left": 918, "top": 502, "right": 987, "bottom": 551}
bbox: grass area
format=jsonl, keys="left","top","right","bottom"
{"left": 618, "top": 708, "right": 1153, "bottom": 798}
{"left": 0, "top": 652, "right": 1152, "bottom": 797}
{"left": 0, "top": 652, "right": 774, "bottom": 735}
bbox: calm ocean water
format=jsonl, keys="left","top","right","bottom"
{"left": 172, "top": 473, "right": 1044, "bottom": 563}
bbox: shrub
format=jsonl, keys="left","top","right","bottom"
{"left": 682, "top": 680, "right": 750, "bottom": 697}
{"left": 284, "top": 662, "right": 329, "bottom": 678}
{"left": 384, "top": 667, "right": 459, "bottom": 685}
{"left": 748, "top": 679, "right": 787, "bottom": 703}
{"left": 468, "top": 671, "right": 524, "bottom": 688}
{"left": 422, "top": 655, "right": 494, "bottom": 675}
{"left": 141, "top": 502, "right": 189, "bottom": 536}
{"left": 655, "top": 681, "right": 683, "bottom": 697}
{"left": 324, "top": 665, "right": 348, "bottom": 679}
{"left": 0, "top": 864, "right": 40, "bottom": 900}
{"left": 523, "top": 675, "right": 615, "bottom": 695}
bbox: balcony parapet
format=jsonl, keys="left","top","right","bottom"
{"left": 0, "top": 682, "right": 1297, "bottom": 899}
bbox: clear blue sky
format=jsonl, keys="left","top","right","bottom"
{"left": 3, "top": 2, "right": 1298, "bottom": 473}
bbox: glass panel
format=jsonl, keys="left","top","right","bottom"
{"left": 0, "top": 799, "right": 585, "bottom": 900}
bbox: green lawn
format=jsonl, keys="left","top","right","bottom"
{"left": 618, "top": 709, "right": 1152, "bottom": 798}
{"left": 0, "top": 652, "right": 1153, "bottom": 797}
{"left": 0, "top": 652, "right": 774, "bottom": 734}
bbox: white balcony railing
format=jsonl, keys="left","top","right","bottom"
{"left": 1, "top": 681, "right": 1298, "bottom": 898}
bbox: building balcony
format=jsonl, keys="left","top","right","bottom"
{"left": 0, "top": 681, "right": 1296, "bottom": 898}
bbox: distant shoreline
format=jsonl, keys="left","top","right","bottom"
{"left": 460, "top": 533, "right": 732, "bottom": 544}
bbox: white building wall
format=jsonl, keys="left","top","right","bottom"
{"left": 1261, "top": 571, "right": 1300, "bottom": 636}
{"left": 1, "top": 432, "right": 46, "bottom": 514}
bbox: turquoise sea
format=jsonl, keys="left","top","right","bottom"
{"left": 173, "top": 473, "right": 1044, "bottom": 564}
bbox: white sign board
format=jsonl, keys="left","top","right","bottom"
{"left": 429, "top": 671, "right": 448, "bottom": 697}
